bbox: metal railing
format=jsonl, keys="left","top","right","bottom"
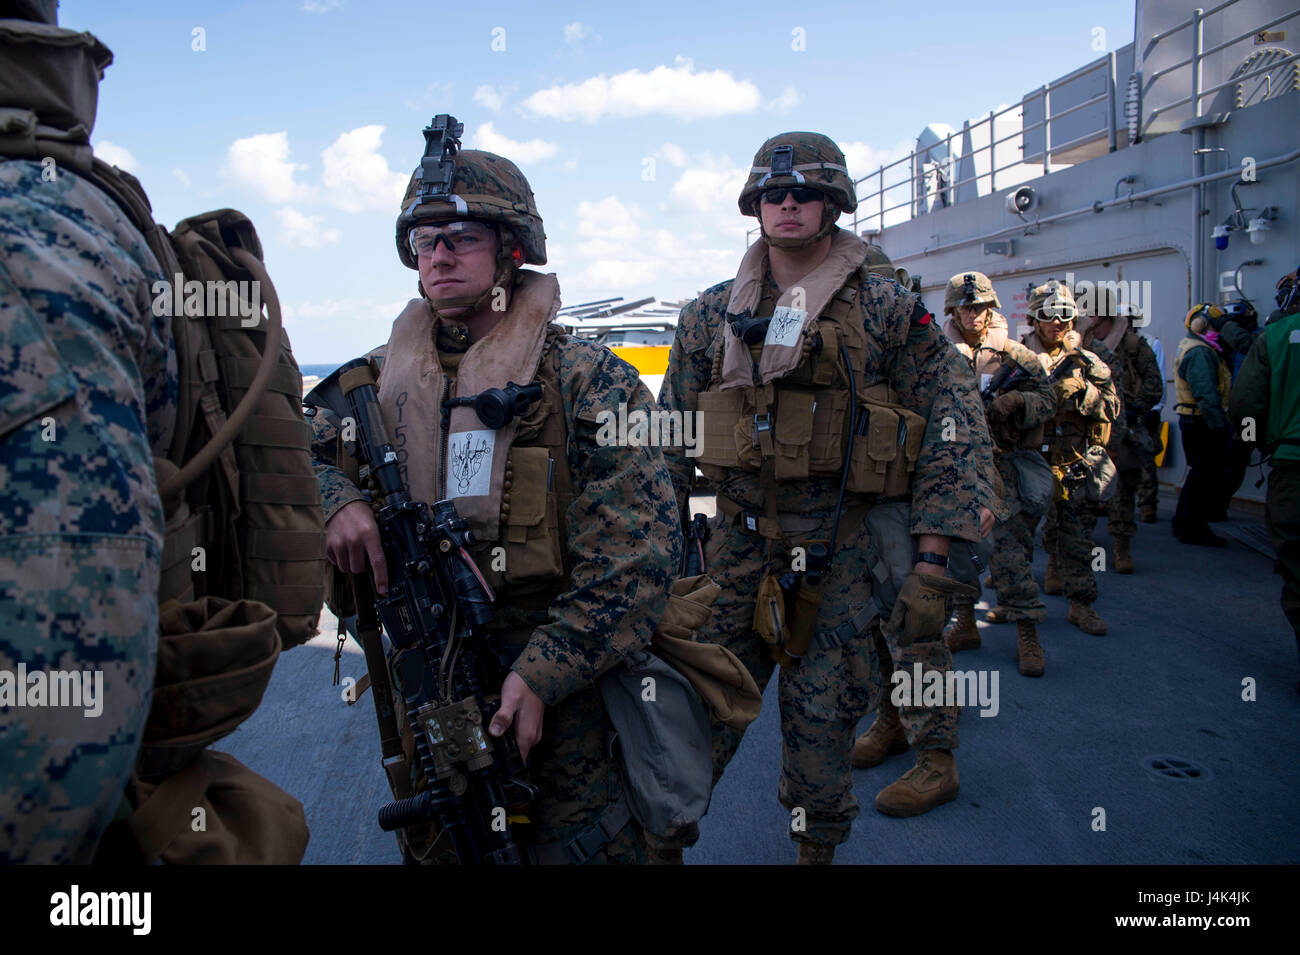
{"left": 1144, "top": 2, "right": 1300, "bottom": 129}
{"left": 744, "top": 0, "right": 1296, "bottom": 247}
{"left": 844, "top": 50, "right": 1121, "bottom": 236}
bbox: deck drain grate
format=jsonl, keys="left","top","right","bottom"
{"left": 1143, "top": 755, "right": 1211, "bottom": 781}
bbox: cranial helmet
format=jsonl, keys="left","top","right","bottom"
{"left": 944, "top": 271, "right": 1000, "bottom": 315}
{"left": 1185, "top": 303, "right": 1223, "bottom": 335}
{"left": 1276, "top": 267, "right": 1300, "bottom": 317}
{"left": 1027, "top": 279, "right": 1078, "bottom": 323}
{"left": 739, "top": 132, "right": 855, "bottom": 250}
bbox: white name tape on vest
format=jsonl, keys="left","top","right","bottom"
{"left": 447, "top": 430, "right": 495, "bottom": 498}
{"left": 765, "top": 306, "right": 807, "bottom": 348}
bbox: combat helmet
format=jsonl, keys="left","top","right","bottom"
{"left": 863, "top": 244, "right": 911, "bottom": 287}
{"left": 944, "top": 271, "right": 1000, "bottom": 315}
{"left": 739, "top": 132, "right": 855, "bottom": 249}
{"left": 395, "top": 120, "right": 546, "bottom": 271}
{"left": 1027, "top": 279, "right": 1078, "bottom": 323}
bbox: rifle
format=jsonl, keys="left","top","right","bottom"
{"left": 682, "top": 512, "right": 710, "bottom": 577}
{"left": 980, "top": 362, "right": 1026, "bottom": 405}
{"left": 305, "top": 358, "right": 538, "bottom": 865}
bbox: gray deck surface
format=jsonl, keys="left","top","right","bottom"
{"left": 221, "top": 487, "right": 1300, "bottom": 864}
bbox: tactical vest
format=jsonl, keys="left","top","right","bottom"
{"left": 1263, "top": 312, "right": 1300, "bottom": 463}
{"left": 1174, "top": 336, "right": 1231, "bottom": 418}
{"left": 1025, "top": 332, "right": 1111, "bottom": 467}
{"left": 948, "top": 319, "right": 1046, "bottom": 452}
{"left": 695, "top": 272, "right": 925, "bottom": 498}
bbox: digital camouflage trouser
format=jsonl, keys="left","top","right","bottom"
{"left": 701, "top": 512, "right": 887, "bottom": 847}
{"left": 1138, "top": 411, "right": 1162, "bottom": 511}
{"left": 1043, "top": 492, "right": 1101, "bottom": 603}
{"left": 1107, "top": 467, "right": 1142, "bottom": 540}
{"left": 991, "top": 507, "right": 1049, "bottom": 622}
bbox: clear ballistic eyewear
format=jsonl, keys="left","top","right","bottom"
{"left": 409, "top": 220, "right": 496, "bottom": 258}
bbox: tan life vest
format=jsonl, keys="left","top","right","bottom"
{"left": 944, "top": 312, "right": 1009, "bottom": 386}
{"left": 1023, "top": 330, "right": 1111, "bottom": 467}
{"left": 1173, "top": 336, "right": 1231, "bottom": 417}
{"left": 695, "top": 268, "right": 925, "bottom": 497}
{"left": 373, "top": 274, "right": 574, "bottom": 598}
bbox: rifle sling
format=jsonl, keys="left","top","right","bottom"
{"left": 525, "top": 793, "right": 632, "bottom": 865}
{"left": 351, "top": 574, "right": 412, "bottom": 800}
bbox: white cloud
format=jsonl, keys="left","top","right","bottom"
{"left": 563, "top": 22, "right": 591, "bottom": 45}
{"left": 473, "top": 85, "right": 505, "bottom": 113}
{"left": 658, "top": 143, "right": 688, "bottom": 168}
{"left": 839, "top": 139, "right": 913, "bottom": 180}
{"left": 576, "top": 196, "right": 643, "bottom": 242}
{"left": 172, "top": 167, "right": 191, "bottom": 188}
{"left": 281, "top": 296, "right": 408, "bottom": 341}
{"left": 767, "top": 86, "right": 802, "bottom": 114}
{"left": 666, "top": 152, "right": 749, "bottom": 238}
{"left": 470, "top": 122, "right": 559, "bottom": 164}
{"left": 555, "top": 191, "right": 742, "bottom": 304}
{"left": 275, "top": 207, "right": 341, "bottom": 248}
{"left": 300, "top": 0, "right": 342, "bottom": 12}
{"left": 94, "top": 141, "right": 138, "bottom": 173}
{"left": 522, "top": 58, "right": 761, "bottom": 122}
{"left": 224, "top": 132, "right": 313, "bottom": 203}
{"left": 320, "top": 125, "right": 407, "bottom": 214}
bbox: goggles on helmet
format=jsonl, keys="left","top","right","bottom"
{"left": 409, "top": 220, "right": 498, "bottom": 258}
{"left": 760, "top": 186, "right": 824, "bottom": 206}
{"left": 1035, "top": 305, "right": 1076, "bottom": 323}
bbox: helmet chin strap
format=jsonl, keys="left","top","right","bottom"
{"left": 760, "top": 202, "right": 839, "bottom": 250}
{"left": 418, "top": 242, "right": 521, "bottom": 325}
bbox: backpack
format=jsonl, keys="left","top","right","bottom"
{"left": 2, "top": 15, "right": 323, "bottom": 863}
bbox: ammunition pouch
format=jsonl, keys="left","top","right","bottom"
{"left": 650, "top": 575, "right": 761, "bottom": 730}
{"left": 1003, "top": 448, "right": 1055, "bottom": 520}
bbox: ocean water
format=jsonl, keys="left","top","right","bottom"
{"left": 299, "top": 363, "right": 343, "bottom": 379}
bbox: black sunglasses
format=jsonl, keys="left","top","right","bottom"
{"left": 760, "top": 186, "right": 823, "bottom": 205}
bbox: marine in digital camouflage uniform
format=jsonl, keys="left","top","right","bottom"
{"left": 312, "top": 140, "right": 678, "bottom": 864}
{"left": 0, "top": 3, "right": 177, "bottom": 863}
{"left": 1079, "top": 302, "right": 1163, "bottom": 573}
{"left": 660, "top": 133, "right": 991, "bottom": 860}
{"left": 851, "top": 257, "right": 1006, "bottom": 785}
{"left": 937, "top": 272, "right": 1057, "bottom": 677}
{"left": 1022, "top": 281, "right": 1121, "bottom": 636}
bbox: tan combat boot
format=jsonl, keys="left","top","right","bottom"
{"left": 874, "top": 749, "right": 959, "bottom": 817}
{"left": 1140, "top": 505, "right": 1157, "bottom": 523}
{"left": 796, "top": 841, "right": 836, "bottom": 865}
{"left": 852, "top": 702, "right": 909, "bottom": 768}
{"left": 1044, "top": 555, "right": 1063, "bottom": 595}
{"left": 985, "top": 606, "right": 1010, "bottom": 624}
{"left": 1016, "top": 620, "right": 1045, "bottom": 677}
{"left": 1114, "top": 536, "right": 1134, "bottom": 574}
{"left": 944, "top": 601, "right": 981, "bottom": 652}
{"left": 1068, "top": 600, "right": 1107, "bottom": 635}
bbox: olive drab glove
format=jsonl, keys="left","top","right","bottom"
{"left": 988, "top": 390, "right": 1024, "bottom": 422}
{"left": 1055, "top": 377, "right": 1088, "bottom": 403}
{"left": 887, "top": 572, "right": 979, "bottom": 646}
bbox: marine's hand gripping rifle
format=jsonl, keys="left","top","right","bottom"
{"left": 305, "top": 358, "right": 537, "bottom": 865}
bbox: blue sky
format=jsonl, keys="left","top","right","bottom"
{"left": 65, "top": 0, "right": 1136, "bottom": 362}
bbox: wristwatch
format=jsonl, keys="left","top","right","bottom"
{"left": 916, "top": 551, "right": 949, "bottom": 569}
